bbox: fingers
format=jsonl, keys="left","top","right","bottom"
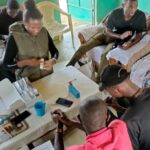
{"left": 43, "top": 60, "right": 53, "bottom": 70}
{"left": 52, "top": 109, "right": 73, "bottom": 126}
{"left": 52, "top": 109, "right": 64, "bottom": 122}
{"left": 3, "top": 123, "right": 14, "bottom": 133}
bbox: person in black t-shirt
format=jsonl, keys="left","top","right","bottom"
{"left": 99, "top": 64, "right": 150, "bottom": 150}
{"left": 0, "top": 0, "right": 22, "bottom": 39}
{"left": 106, "top": 0, "right": 147, "bottom": 49}
{"left": 67, "top": 0, "right": 147, "bottom": 82}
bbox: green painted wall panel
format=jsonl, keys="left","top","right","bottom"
{"left": 68, "top": 5, "right": 92, "bottom": 22}
{"left": 96, "top": 0, "right": 120, "bottom": 23}
{"left": 67, "top": 0, "right": 120, "bottom": 23}
{"left": 138, "top": 0, "right": 150, "bottom": 13}
{"left": 67, "top": 0, "right": 79, "bottom": 6}
{"left": 67, "top": 0, "right": 92, "bottom": 22}
{"left": 0, "top": 0, "right": 7, "bottom": 6}
{"left": 80, "top": 0, "right": 92, "bottom": 9}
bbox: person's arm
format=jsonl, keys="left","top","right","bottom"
{"left": 52, "top": 110, "right": 84, "bottom": 131}
{"left": 106, "top": 28, "right": 132, "bottom": 40}
{"left": 121, "top": 118, "right": 139, "bottom": 150}
{"left": 47, "top": 32, "right": 59, "bottom": 59}
{"left": 54, "top": 121, "right": 65, "bottom": 150}
{"left": 4, "top": 35, "right": 41, "bottom": 69}
{"left": 120, "top": 32, "right": 144, "bottom": 50}
{"left": 3, "top": 35, "right": 18, "bottom": 69}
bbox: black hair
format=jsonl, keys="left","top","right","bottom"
{"left": 23, "top": 0, "right": 42, "bottom": 22}
{"left": 123, "top": 0, "right": 137, "bottom": 3}
{"left": 7, "top": 0, "right": 19, "bottom": 9}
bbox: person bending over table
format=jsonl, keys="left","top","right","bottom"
{"left": 53, "top": 96, "right": 133, "bottom": 150}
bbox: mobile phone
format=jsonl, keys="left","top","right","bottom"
{"left": 10, "top": 111, "right": 31, "bottom": 126}
{"left": 56, "top": 98, "right": 73, "bottom": 107}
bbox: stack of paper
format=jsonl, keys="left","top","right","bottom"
{"left": 0, "top": 79, "right": 25, "bottom": 115}
{"left": 32, "top": 141, "right": 54, "bottom": 150}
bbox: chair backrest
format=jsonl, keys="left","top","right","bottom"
{"left": 37, "top": 1, "right": 57, "bottom": 27}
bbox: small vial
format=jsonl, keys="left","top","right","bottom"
{"left": 40, "top": 58, "right": 44, "bottom": 70}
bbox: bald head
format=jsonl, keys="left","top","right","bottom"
{"left": 79, "top": 96, "right": 107, "bottom": 134}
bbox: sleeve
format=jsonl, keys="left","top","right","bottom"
{"left": 3, "top": 35, "right": 18, "bottom": 69}
{"left": 107, "top": 11, "right": 115, "bottom": 30}
{"left": 123, "top": 119, "right": 140, "bottom": 150}
{"left": 47, "top": 32, "right": 59, "bottom": 59}
{"left": 136, "top": 13, "right": 147, "bottom": 33}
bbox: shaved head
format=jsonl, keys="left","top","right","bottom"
{"left": 79, "top": 96, "right": 107, "bottom": 134}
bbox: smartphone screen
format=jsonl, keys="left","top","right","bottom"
{"left": 10, "top": 111, "right": 31, "bottom": 126}
{"left": 56, "top": 98, "right": 73, "bottom": 107}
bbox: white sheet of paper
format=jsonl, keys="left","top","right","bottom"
{"left": 32, "top": 141, "right": 54, "bottom": 150}
{"left": 0, "top": 79, "right": 24, "bottom": 115}
{"left": 106, "top": 34, "right": 150, "bottom": 64}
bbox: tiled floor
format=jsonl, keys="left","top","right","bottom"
{"left": 53, "top": 24, "right": 88, "bottom": 71}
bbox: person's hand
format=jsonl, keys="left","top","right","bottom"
{"left": 52, "top": 109, "right": 74, "bottom": 127}
{"left": 43, "top": 59, "right": 56, "bottom": 71}
{"left": 120, "top": 31, "right": 132, "bottom": 40}
{"left": 17, "top": 59, "right": 40, "bottom": 67}
{"left": 120, "top": 41, "right": 132, "bottom": 50}
{"left": 3, "top": 122, "right": 14, "bottom": 133}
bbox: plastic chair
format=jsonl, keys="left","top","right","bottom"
{"left": 37, "top": 1, "right": 75, "bottom": 48}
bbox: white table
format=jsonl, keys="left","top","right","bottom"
{"left": 106, "top": 34, "right": 150, "bottom": 64}
{"left": 0, "top": 66, "right": 100, "bottom": 150}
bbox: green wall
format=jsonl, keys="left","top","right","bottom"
{"left": 67, "top": 0, "right": 121, "bottom": 24}
{"left": 95, "top": 0, "right": 121, "bottom": 23}
{"left": 67, "top": 0, "right": 150, "bottom": 24}
{"left": 138, "top": 0, "right": 150, "bottom": 13}
{"left": 67, "top": 0, "right": 93, "bottom": 23}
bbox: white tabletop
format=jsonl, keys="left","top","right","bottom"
{"left": 0, "top": 66, "right": 99, "bottom": 150}
{"left": 106, "top": 34, "right": 150, "bottom": 64}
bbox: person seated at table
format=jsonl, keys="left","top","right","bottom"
{"left": 67, "top": 0, "right": 147, "bottom": 81}
{"left": 0, "top": 0, "right": 22, "bottom": 41}
{"left": 0, "top": 0, "right": 23, "bottom": 82}
{"left": 3, "top": 0, "right": 59, "bottom": 82}
{"left": 53, "top": 96, "right": 133, "bottom": 150}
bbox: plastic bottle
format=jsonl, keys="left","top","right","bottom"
{"left": 68, "top": 81, "right": 80, "bottom": 98}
